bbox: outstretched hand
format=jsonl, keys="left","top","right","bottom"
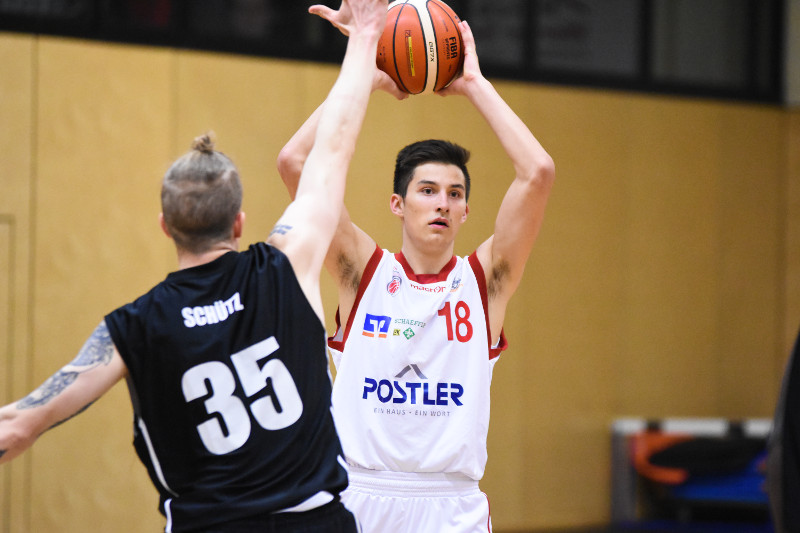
{"left": 310, "top": 0, "right": 406, "bottom": 100}
{"left": 309, "top": 2, "right": 352, "bottom": 35}
{"left": 437, "top": 20, "right": 483, "bottom": 97}
{"left": 309, "top": 0, "right": 387, "bottom": 37}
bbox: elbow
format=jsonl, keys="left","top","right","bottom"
{"left": 276, "top": 146, "right": 305, "bottom": 187}
{"left": 530, "top": 152, "right": 555, "bottom": 191}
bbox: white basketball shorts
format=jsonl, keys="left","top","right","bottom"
{"left": 342, "top": 467, "right": 492, "bottom": 533}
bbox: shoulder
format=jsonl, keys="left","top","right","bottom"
{"left": 230, "top": 243, "right": 298, "bottom": 279}
{"left": 464, "top": 250, "right": 486, "bottom": 281}
{"left": 365, "top": 247, "right": 393, "bottom": 279}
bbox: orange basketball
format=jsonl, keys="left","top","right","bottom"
{"left": 376, "top": 0, "right": 464, "bottom": 95}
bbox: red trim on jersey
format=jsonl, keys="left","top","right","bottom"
{"left": 468, "top": 252, "right": 508, "bottom": 360}
{"left": 395, "top": 252, "right": 457, "bottom": 283}
{"left": 328, "top": 244, "right": 384, "bottom": 352}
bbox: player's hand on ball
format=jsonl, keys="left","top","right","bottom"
{"left": 376, "top": 0, "right": 464, "bottom": 95}
{"left": 374, "top": 69, "right": 409, "bottom": 100}
{"left": 437, "top": 21, "right": 482, "bottom": 97}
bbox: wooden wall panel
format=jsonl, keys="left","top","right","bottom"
{"left": 29, "top": 37, "right": 173, "bottom": 533}
{"left": 784, "top": 110, "right": 800, "bottom": 370}
{"left": 0, "top": 32, "right": 794, "bottom": 532}
{"left": 0, "top": 32, "right": 34, "bottom": 533}
{"left": 715, "top": 107, "right": 784, "bottom": 417}
{"left": 478, "top": 92, "right": 786, "bottom": 529}
{"left": 172, "top": 52, "right": 313, "bottom": 264}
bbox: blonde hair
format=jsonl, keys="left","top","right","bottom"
{"left": 161, "top": 132, "right": 243, "bottom": 253}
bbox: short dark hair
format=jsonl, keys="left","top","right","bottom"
{"left": 161, "top": 133, "right": 243, "bottom": 254}
{"left": 393, "top": 140, "right": 471, "bottom": 200}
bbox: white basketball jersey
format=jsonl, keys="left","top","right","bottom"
{"left": 329, "top": 247, "right": 506, "bottom": 481}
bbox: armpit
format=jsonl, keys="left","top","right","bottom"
{"left": 337, "top": 252, "right": 362, "bottom": 294}
{"left": 487, "top": 259, "right": 511, "bottom": 299}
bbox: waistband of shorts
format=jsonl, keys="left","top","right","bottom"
{"left": 346, "top": 465, "right": 480, "bottom": 496}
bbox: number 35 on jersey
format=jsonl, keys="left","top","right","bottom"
{"left": 181, "top": 337, "right": 303, "bottom": 455}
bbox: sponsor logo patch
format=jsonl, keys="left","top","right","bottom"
{"left": 361, "top": 364, "right": 464, "bottom": 407}
{"left": 387, "top": 267, "right": 402, "bottom": 296}
{"left": 362, "top": 313, "right": 391, "bottom": 338}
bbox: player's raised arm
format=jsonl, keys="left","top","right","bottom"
{"left": 440, "top": 20, "right": 555, "bottom": 324}
{"left": 277, "top": 53, "right": 404, "bottom": 312}
{"left": 268, "top": 0, "right": 388, "bottom": 321}
{"left": 0, "top": 320, "right": 128, "bottom": 465}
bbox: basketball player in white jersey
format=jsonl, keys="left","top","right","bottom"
{"left": 278, "top": 12, "right": 555, "bottom": 532}
{"left": 0, "top": 1, "right": 397, "bottom": 531}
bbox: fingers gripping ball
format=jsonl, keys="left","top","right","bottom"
{"left": 377, "top": 0, "right": 464, "bottom": 95}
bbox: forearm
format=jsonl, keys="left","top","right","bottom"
{"left": 269, "top": 1, "right": 386, "bottom": 295}
{"left": 465, "top": 77, "right": 553, "bottom": 183}
{"left": 297, "top": 27, "right": 381, "bottom": 213}
{"left": 0, "top": 402, "right": 43, "bottom": 464}
{"left": 277, "top": 104, "right": 324, "bottom": 199}
{"left": 311, "top": 30, "right": 380, "bottom": 166}
{"left": 468, "top": 77, "right": 554, "bottom": 301}
{"left": 0, "top": 396, "right": 97, "bottom": 465}
{"left": 0, "top": 321, "right": 126, "bottom": 465}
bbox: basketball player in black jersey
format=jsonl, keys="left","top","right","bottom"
{"left": 768, "top": 324, "right": 800, "bottom": 533}
{"left": 0, "top": 1, "right": 403, "bottom": 531}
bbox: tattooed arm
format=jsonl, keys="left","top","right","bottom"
{"left": 0, "top": 320, "right": 128, "bottom": 465}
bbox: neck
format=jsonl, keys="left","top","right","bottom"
{"left": 399, "top": 243, "right": 454, "bottom": 275}
{"left": 175, "top": 241, "right": 238, "bottom": 270}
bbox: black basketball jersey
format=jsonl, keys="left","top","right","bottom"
{"left": 105, "top": 243, "right": 348, "bottom": 532}
{"left": 768, "top": 324, "right": 800, "bottom": 533}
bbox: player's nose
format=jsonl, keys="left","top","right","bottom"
{"left": 436, "top": 191, "right": 450, "bottom": 211}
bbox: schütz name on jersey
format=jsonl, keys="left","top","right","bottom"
{"left": 181, "top": 292, "right": 244, "bottom": 328}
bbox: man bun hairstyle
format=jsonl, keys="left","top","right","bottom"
{"left": 393, "top": 139, "right": 471, "bottom": 200}
{"left": 161, "top": 132, "right": 243, "bottom": 254}
{"left": 191, "top": 132, "right": 216, "bottom": 154}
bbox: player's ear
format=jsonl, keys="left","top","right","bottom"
{"left": 233, "top": 211, "right": 245, "bottom": 239}
{"left": 390, "top": 194, "right": 404, "bottom": 217}
{"left": 461, "top": 204, "right": 469, "bottom": 222}
{"left": 159, "top": 213, "right": 172, "bottom": 239}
